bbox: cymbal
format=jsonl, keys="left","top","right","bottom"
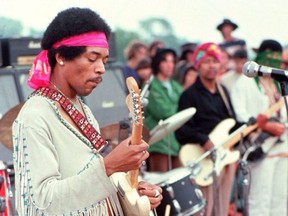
{"left": 100, "top": 123, "right": 150, "bottom": 148}
{"left": 0, "top": 102, "right": 25, "bottom": 150}
{"left": 148, "top": 107, "right": 197, "bottom": 145}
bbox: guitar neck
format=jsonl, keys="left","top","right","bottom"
{"left": 224, "top": 98, "right": 284, "bottom": 149}
{"left": 125, "top": 76, "right": 144, "bottom": 189}
{"left": 128, "top": 122, "right": 143, "bottom": 188}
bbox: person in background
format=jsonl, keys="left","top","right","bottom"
{"left": 144, "top": 48, "right": 183, "bottom": 172}
{"left": 135, "top": 57, "right": 152, "bottom": 88}
{"left": 281, "top": 45, "right": 288, "bottom": 70}
{"left": 217, "top": 48, "right": 232, "bottom": 79}
{"left": 217, "top": 18, "right": 247, "bottom": 57}
{"left": 231, "top": 39, "right": 287, "bottom": 216}
{"left": 174, "top": 42, "right": 198, "bottom": 83}
{"left": 148, "top": 40, "right": 165, "bottom": 58}
{"left": 221, "top": 49, "right": 248, "bottom": 93}
{"left": 12, "top": 7, "right": 162, "bottom": 216}
{"left": 176, "top": 42, "right": 241, "bottom": 216}
{"left": 123, "top": 40, "right": 148, "bottom": 86}
{"left": 180, "top": 63, "right": 198, "bottom": 90}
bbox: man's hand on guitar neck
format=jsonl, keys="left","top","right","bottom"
{"left": 103, "top": 138, "right": 149, "bottom": 176}
{"left": 260, "top": 121, "right": 285, "bottom": 137}
{"left": 257, "top": 114, "right": 285, "bottom": 137}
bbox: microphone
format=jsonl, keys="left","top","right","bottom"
{"left": 140, "top": 75, "right": 154, "bottom": 108}
{"left": 242, "top": 61, "right": 288, "bottom": 82}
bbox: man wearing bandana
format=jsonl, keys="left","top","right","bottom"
{"left": 176, "top": 42, "right": 242, "bottom": 216}
{"left": 12, "top": 8, "right": 162, "bottom": 215}
{"left": 231, "top": 39, "right": 287, "bottom": 216}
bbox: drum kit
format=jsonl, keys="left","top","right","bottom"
{"left": 0, "top": 160, "right": 14, "bottom": 216}
{"left": 0, "top": 102, "right": 206, "bottom": 215}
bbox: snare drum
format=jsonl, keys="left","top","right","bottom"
{"left": 146, "top": 167, "right": 206, "bottom": 216}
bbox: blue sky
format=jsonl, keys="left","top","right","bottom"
{"left": 1, "top": 0, "right": 288, "bottom": 49}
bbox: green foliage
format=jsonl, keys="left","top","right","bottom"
{"left": 114, "top": 27, "right": 141, "bottom": 63}
{"left": 0, "top": 15, "right": 190, "bottom": 63}
{"left": 0, "top": 17, "right": 23, "bottom": 38}
{"left": 114, "top": 17, "right": 189, "bottom": 63}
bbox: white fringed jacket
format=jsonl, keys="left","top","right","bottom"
{"left": 12, "top": 95, "right": 123, "bottom": 216}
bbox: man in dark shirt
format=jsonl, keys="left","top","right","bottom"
{"left": 176, "top": 42, "right": 238, "bottom": 216}
{"left": 175, "top": 77, "right": 235, "bottom": 145}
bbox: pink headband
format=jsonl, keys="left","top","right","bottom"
{"left": 28, "top": 32, "right": 109, "bottom": 89}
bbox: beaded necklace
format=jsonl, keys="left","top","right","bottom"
{"left": 49, "top": 81, "right": 84, "bottom": 113}
{"left": 31, "top": 87, "right": 109, "bottom": 155}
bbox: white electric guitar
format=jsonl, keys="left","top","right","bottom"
{"left": 180, "top": 98, "right": 284, "bottom": 187}
{"left": 111, "top": 77, "right": 151, "bottom": 216}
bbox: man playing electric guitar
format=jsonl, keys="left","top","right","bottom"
{"left": 12, "top": 8, "right": 162, "bottom": 216}
{"left": 231, "top": 39, "right": 287, "bottom": 216}
{"left": 175, "top": 42, "right": 244, "bottom": 216}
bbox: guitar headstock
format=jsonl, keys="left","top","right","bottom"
{"left": 126, "top": 77, "right": 143, "bottom": 127}
{"left": 126, "top": 77, "right": 144, "bottom": 188}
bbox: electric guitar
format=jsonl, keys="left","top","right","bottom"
{"left": 111, "top": 77, "right": 151, "bottom": 216}
{"left": 180, "top": 98, "right": 284, "bottom": 187}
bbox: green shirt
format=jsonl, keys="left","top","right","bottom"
{"left": 144, "top": 78, "right": 183, "bottom": 156}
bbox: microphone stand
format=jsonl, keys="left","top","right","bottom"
{"left": 140, "top": 75, "right": 154, "bottom": 111}
{"left": 210, "top": 148, "right": 218, "bottom": 216}
{"left": 279, "top": 81, "right": 288, "bottom": 120}
{"left": 236, "top": 133, "right": 252, "bottom": 216}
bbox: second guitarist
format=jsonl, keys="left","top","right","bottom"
{"left": 175, "top": 42, "right": 244, "bottom": 216}
{"left": 231, "top": 39, "right": 287, "bottom": 216}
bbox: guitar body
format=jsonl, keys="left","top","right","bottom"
{"left": 180, "top": 118, "right": 240, "bottom": 186}
{"left": 111, "top": 77, "right": 151, "bottom": 215}
{"left": 111, "top": 172, "right": 151, "bottom": 216}
{"left": 180, "top": 99, "right": 284, "bottom": 187}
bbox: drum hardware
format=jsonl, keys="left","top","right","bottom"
{"left": 187, "top": 161, "right": 201, "bottom": 178}
{"left": 0, "top": 177, "right": 4, "bottom": 190}
{"left": 148, "top": 108, "right": 196, "bottom": 172}
{"left": 210, "top": 148, "right": 218, "bottom": 216}
{"left": 234, "top": 133, "right": 250, "bottom": 216}
{"left": 150, "top": 167, "right": 206, "bottom": 216}
{"left": 166, "top": 185, "right": 182, "bottom": 214}
{"left": 140, "top": 75, "right": 154, "bottom": 110}
{"left": 0, "top": 160, "right": 14, "bottom": 216}
{"left": 0, "top": 197, "right": 6, "bottom": 213}
{"left": 185, "top": 141, "right": 230, "bottom": 216}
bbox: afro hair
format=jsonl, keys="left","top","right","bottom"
{"left": 42, "top": 7, "right": 111, "bottom": 50}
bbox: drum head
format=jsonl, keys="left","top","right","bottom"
{"left": 143, "top": 167, "right": 191, "bottom": 185}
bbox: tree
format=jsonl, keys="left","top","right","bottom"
{"left": 139, "top": 17, "right": 186, "bottom": 53}
{"left": 0, "top": 17, "right": 23, "bottom": 38}
{"left": 114, "top": 27, "right": 141, "bottom": 63}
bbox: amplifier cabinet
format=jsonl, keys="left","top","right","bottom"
{"left": 1, "top": 37, "right": 42, "bottom": 66}
{"left": 0, "top": 42, "right": 2, "bottom": 66}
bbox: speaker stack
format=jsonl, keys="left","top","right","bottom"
{"left": 0, "top": 37, "right": 42, "bottom": 67}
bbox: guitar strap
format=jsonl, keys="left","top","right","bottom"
{"left": 217, "top": 83, "right": 234, "bottom": 117}
{"left": 32, "top": 87, "right": 110, "bottom": 156}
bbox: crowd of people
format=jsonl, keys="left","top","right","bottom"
{"left": 120, "top": 18, "right": 288, "bottom": 216}
{"left": 8, "top": 6, "right": 288, "bottom": 216}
